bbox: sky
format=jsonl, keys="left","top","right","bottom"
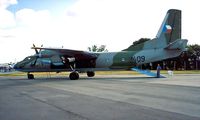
{"left": 0, "top": 0, "right": 200, "bottom": 63}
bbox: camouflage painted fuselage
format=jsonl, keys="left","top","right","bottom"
{"left": 14, "top": 46, "right": 186, "bottom": 73}
{"left": 14, "top": 9, "right": 188, "bottom": 74}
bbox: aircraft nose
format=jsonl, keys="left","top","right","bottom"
{"left": 13, "top": 63, "right": 20, "bottom": 70}
{"left": 13, "top": 64, "right": 18, "bottom": 69}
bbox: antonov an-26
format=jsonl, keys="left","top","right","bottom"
{"left": 14, "top": 9, "right": 188, "bottom": 80}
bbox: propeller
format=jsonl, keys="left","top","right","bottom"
{"left": 32, "top": 44, "right": 43, "bottom": 66}
{"left": 32, "top": 44, "right": 43, "bottom": 55}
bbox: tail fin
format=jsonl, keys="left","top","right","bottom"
{"left": 156, "top": 9, "right": 181, "bottom": 44}
{"left": 123, "top": 9, "right": 187, "bottom": 51}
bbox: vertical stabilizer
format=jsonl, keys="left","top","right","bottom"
{"left": 123, "top": 9, "right": 185, "bottom": 51}
{"left": 156, "top": 9, "right": 181, "bottom": 44}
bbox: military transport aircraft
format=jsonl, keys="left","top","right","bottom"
{"left": 14, "top": 9, "right": 188, "bottom": 80}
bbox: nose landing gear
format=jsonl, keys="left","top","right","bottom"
{"left": 27, "top": 73, "right": 34, "bottom": 79}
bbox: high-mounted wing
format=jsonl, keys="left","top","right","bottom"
{"left": 31, "top": 46, "right": 97, "bottom": 60}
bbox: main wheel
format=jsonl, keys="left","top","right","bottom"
{"left": 69, "top": 72, "right": 79, "bottom": 80}
{"left": 87, "top": 71, "right": 95, "bottom": 77}
{"left": 27, "top": 74, "right": 34, "bottom": 79}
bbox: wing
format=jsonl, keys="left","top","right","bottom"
{"left": 31, "top": 46, "right": 97, "bottom": 60}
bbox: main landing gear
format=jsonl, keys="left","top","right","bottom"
{"left": 69, "top": 71, "right": 95, "bottom": 80}
{"left": 26, "top": 71, "right": 95, "bottom": 80}
{"left": 66, "top": 57, "right": 95, "bottom": 80}
{"left": 87, "top": 71, "right": 95, "bottom": 77}
{"left": 69, "top": 71, "right": 79, "bottom": 80}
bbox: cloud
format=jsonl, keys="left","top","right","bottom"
{"left": 0, "top": 0, "right": 17, "bottom": 28}
{"left": 14, "top": 8, "right": 63, "bottom": 48}
{"left": 0, "top": 0, "right": 35, "bottom": 63}
{"left": 0, "top": 0, "right": 17, "bottom": 9}
{"left": 0, "top": 0, "right": 200, "bottom": 63}
{"left": 0, "top": 9, "right": 15, "bottom": 28}
{"left": 16, "top": 9, "right": 51, "bottom": 28}
{"left": 61, "top": 0, "right": 200, "bottom": 50}
{"left": 59, "top": 0, "right": 162, "bottom": 50}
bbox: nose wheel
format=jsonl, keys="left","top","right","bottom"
{"left": 27, "top": 73, "right": 34, "bottom": 79}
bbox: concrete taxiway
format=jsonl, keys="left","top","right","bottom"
{"left": 0, "top": 74, "right": 200, "bottom": 120}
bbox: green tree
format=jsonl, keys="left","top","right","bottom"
{"left": 187, "top": 44, "right": 200, "bottom": 57}
{"left": 88, "top": 45, "right": 108, "bottom": 52}
{"left": 132, "top": 38, "right": 151, "bottom": 46}
{"left": 186, "top": 44, "right": 200, "bottom": 70}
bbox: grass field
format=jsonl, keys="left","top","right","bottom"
{"left": 0, "top": 70, "right": 199, "bottom": 77}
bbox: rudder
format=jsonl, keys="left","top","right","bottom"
{"left": 156, "top": 9, "right": 181, "bottom": 44}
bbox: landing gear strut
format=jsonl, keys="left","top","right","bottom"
{"left": 67, "top": 57, "right": 79, "bottom": 80}
{"left": 66, "top": 57, "right": 95, "bottom": 80}
{"left": 27, "top": 73, "right": 34, "bottom": 79}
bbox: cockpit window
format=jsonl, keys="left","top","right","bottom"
{"left": 27, "top": 57, "right": 31, "bottom": 60}
{"left": 23, "top": 56, "right": 36, "bottom": 62}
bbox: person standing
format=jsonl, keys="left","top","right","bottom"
{"left": 156, "top": 64, "right": 162, "bottom": 78}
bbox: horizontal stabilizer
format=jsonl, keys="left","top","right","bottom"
{"left": 131, "top": 67, "right": 166, "bottom": 78}
{"left": 165, "top": 39, "right": 188, "bottom": 50}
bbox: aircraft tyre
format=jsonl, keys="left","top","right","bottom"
{"left": 28, "top": 74, "right": 34, "bottom": 79}
{"left": 69, "top": 72, "right": 79, "bottom": 80}
{"left": 87, "top": 71, "right": 95, "bottom": 77}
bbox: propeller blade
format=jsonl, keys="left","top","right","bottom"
{"left": 33, "top": 58, "right": 38, "bottom": 66}
{"left": 39, "top": 44, "right": 43, "bottom": 52}
{"left": 33, "top": 44, "right": 39, "bottom": 54}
